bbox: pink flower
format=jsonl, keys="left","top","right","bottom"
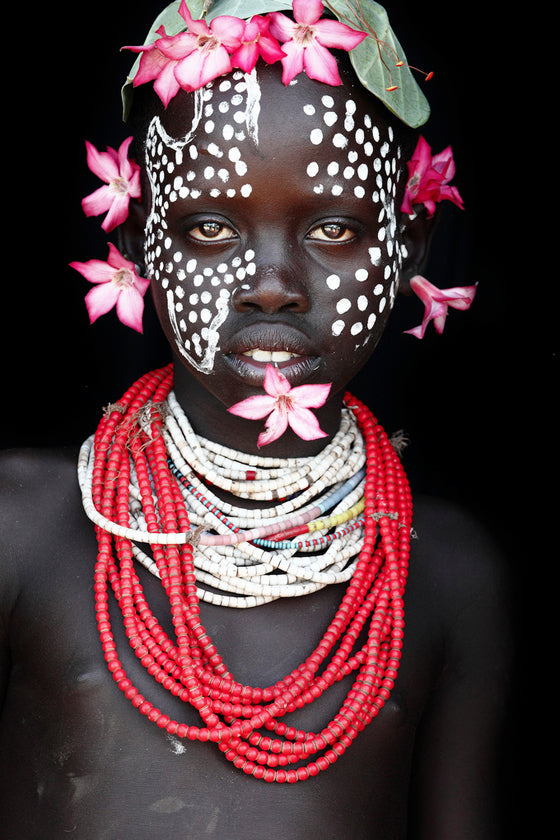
{"left": 228, "top": 364, "right": 331, "bottom": 447}
{"left": 230, "top": 15, "right": 285, "bottom": 74}
{"left": 404, "top": 275, "right": 477, "bottom": 339}
{"left": 268, "top": 0, "right": 367, "bottom": 86}
{"left": 173, "top": 2, "right": 245, "bottom": 91}
{"left": 401, "top": 136, "right": 464, "bottom": 217}
{"left": 81, "top": 137, "right": 141, "bottom": 232}
{"left": 125, "top": 26, "right": 194, "bottom": 107}
{"left": 70, "top": 243, "right": 150, "bottom": 333}
{"left": 124, "top": 1, "right": 245, "bottom": 103}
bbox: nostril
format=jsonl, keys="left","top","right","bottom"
{"left": 233, "top": 268, "right": 308, "bottom": 314}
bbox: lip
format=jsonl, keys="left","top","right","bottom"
{"left": 222, "top": 326, "right": 321, "bottom": 387}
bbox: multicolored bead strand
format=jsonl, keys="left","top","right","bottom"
{"left": 83, "top": 365, "right": 412, "bottom": 782}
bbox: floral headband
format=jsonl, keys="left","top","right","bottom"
{"left": 71, "top": 0, "right": 474, "bottom": 353}
{"left": 121, "top": 0, "right": 432, "bottom": 128}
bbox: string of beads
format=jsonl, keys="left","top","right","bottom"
{"left": 81, "top": 365, "right": 413, "bottom": 783}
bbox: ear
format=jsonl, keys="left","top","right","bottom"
{"left": 117, "top": 198, "right": 147, "bottom": 273}
{"left": 398, "top": 206, "right": 440, "bottom": 295}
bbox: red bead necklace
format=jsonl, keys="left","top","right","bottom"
{"left": 90, "top": 365, "right": 412, "bottom": 783}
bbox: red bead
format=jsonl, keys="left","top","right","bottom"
{"left": 90, "top": 369, "right": 412, "bottom": 785}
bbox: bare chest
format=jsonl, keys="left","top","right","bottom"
{"left": 1, "top": 527, "right": 440, "bottom": 840}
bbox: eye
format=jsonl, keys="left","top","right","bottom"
{"left": 307, "top": 221, "right": 356, "bottom": 243}
{"left": 187, "top": 220, "right": 237, "bottom": 242}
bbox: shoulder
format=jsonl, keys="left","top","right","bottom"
{"left": 411, "top": 493, "right": 510, "bottom": 596}
{"left": 408, "top": 493, "right": 513, "bottom": 667}
{"left": 0, "top": 445, "right": 81, "bottom": 522}
{"left": 0, "top": 446, "right": 85, "bottom": 582}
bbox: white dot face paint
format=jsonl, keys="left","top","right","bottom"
{"left": 297, "top": 93, "right": 405, "bottom": 344}
{"left": 142, "top": 64, "right": 408, "bottom": 398}
{"left": 144, "top": 71, "right": 264, "bottom": 374}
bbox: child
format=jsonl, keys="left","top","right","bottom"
{"left": 1, "top": 2, "right": 512, "bottom": 837}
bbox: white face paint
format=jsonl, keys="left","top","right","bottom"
{"left": 144, "top": 66, "right": 406, "bottom": 374}
{"left": 301, "top": 95, "right": 404, "bottom": 346}
{"left": 144, "top": 71, "right": 261, "bottom": 373}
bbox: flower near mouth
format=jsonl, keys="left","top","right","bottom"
{"left": 81, "top": 137, "right": 141, "bottom": 232}
{"left": 404, "top": 275, "right": 477, "bottom": 339}
{"left": 70, "top": 243, "right": 150, "bottom": 333}
{"left": 228, "top": 364, "right": 331, "bottom": 447}
{"left": 268, "top": 0, "right": 367, "bottom": 86}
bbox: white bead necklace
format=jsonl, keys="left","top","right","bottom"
{"left": 78, "top": 392, "right": 368, "bottom": 607}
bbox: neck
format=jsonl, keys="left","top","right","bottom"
{"left": 171, "top": 359, "right": 345, "bottom": 459}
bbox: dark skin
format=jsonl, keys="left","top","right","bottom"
{"left": 0, "top": 64, "right": 511, "bottom": 839}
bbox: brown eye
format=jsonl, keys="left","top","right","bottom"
{"left": 187, "top": 221, "right": 237, "bottom": 242}
{"left": 308, "top": 222, "right": 355, "bottom": 242}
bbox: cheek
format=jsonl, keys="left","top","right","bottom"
{"left": 328, "top": 269, "right": 398, "bottom": 344}
{"left": 302, "top": 101, "right": 403, "bottom": 345}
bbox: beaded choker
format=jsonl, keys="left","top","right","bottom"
{"left": 79, "top": 365, "right": 412, "bottom": 782}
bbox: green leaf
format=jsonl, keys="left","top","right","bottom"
{"left": 324, "top": 0, "right": 430, "bottom": 127}
{"left": 205, "top": 0, "right": 293, "bottom": 19}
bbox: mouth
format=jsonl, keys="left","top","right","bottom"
{"left": 241, "top": 349, "right": 300, "bottom": 364}
{"left": 223, "top": 332, "right": 320, "bottom": 386}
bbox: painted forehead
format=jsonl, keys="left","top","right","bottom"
{"left": 144, "top": 69, "right": 402, "bottom": 205}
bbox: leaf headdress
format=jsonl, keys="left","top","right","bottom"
{"left": 121, "top": 0, "right": 430, "bottom": 127}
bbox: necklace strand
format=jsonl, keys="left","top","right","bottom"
{"left": 84, "top": 365, "right": 412, "bottom": 783}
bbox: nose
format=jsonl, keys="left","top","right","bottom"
{"left": 233, "top": 265, "right": 309, "bottom": 314}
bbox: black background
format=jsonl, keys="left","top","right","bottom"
{"left": 2, "top": 2, "right": 548, "bottom": 831}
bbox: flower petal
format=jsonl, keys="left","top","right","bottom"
{"left": 81, "top": 184, "right": 113, "bottom": 218}
{"left": 157, "top": 31, "right": 197, "bottom": 60}
{"left": 116, "top": 136, "right": 134, "bottom": 173}
{"left": 292, "top": 0, "right": 323, "bottom": 25}
{"left": 84, "top": 282, "right": 120, "bottom": 324}
{"left": 84, "top": 141, "right": 118, "bottom": 183}
{"left": 263, "top": 364, "right": 292, "bottom": 396}
{"left": 153, "top": 60, "right": 182, "bottom": 107}
{"left": 174, "top": 47, "right": 231, "bottom": 91}
{"left": 278, "top": 40, "right": 305, "bottom": 85}
{"left": 257, "top": 406, "right": 289, "bottom": 447}
{"left": 209, "top": 15, "right": 245, "bottom": 49}
{"left": 228, "top": 394, "right": 276, "bottom": 420}
{"left": 230, "top": 41, "right": 259, "bottom": 73}
{"left": 178, "top": 0, "right": 211, "bottom": 36}
{"left": 255, "top": 33, "right": 285, "bottom": 64}
{"left": 133, "top": 47, "right": 170, "bottom": 86}
{"left": 268, "top": 12, "right": 297, "bottom": 42}
{"left": 197, "top": 46, "right": 234, "bottom": 88}
{"left": 105, "top": 242, "right": 132, "bottom": 270}
{"left": 289, "top": 382, "right": 331, "bottom": 408}
{"left": 115, "top": 286, "right": 146, "bottom": 333}
{"left": 100, "top": 194, "right": 131, "bottom": 233}
{"left": 302, "top": 39, "right": 342, "bottom": 86}
{"left": 287, "top": 405, "right": 328, "bottom": 441}
{"left": 314, "top": 19, "right": 367, "bottom": 51}
{"left": 70, "top": 258, "right": 116, "bottom": 285}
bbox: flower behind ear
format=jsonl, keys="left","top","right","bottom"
{"left": 81, "top": 137, "right": 141, "bottom": 232}
{"left": 401, "top": 136, "right": 463, "bottom": 217}
{"left": 70, "top": 243, "right": 150, "bottom": 333}
{"left": 404, "top": 275, "right": 477, "bottom": 338}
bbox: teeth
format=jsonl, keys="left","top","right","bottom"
{"left": 242, "top": 349, "right": 299, "bottom": 363}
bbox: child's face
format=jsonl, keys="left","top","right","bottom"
{"left": 143, "top": 64, "right": 407, "bottom": 409}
